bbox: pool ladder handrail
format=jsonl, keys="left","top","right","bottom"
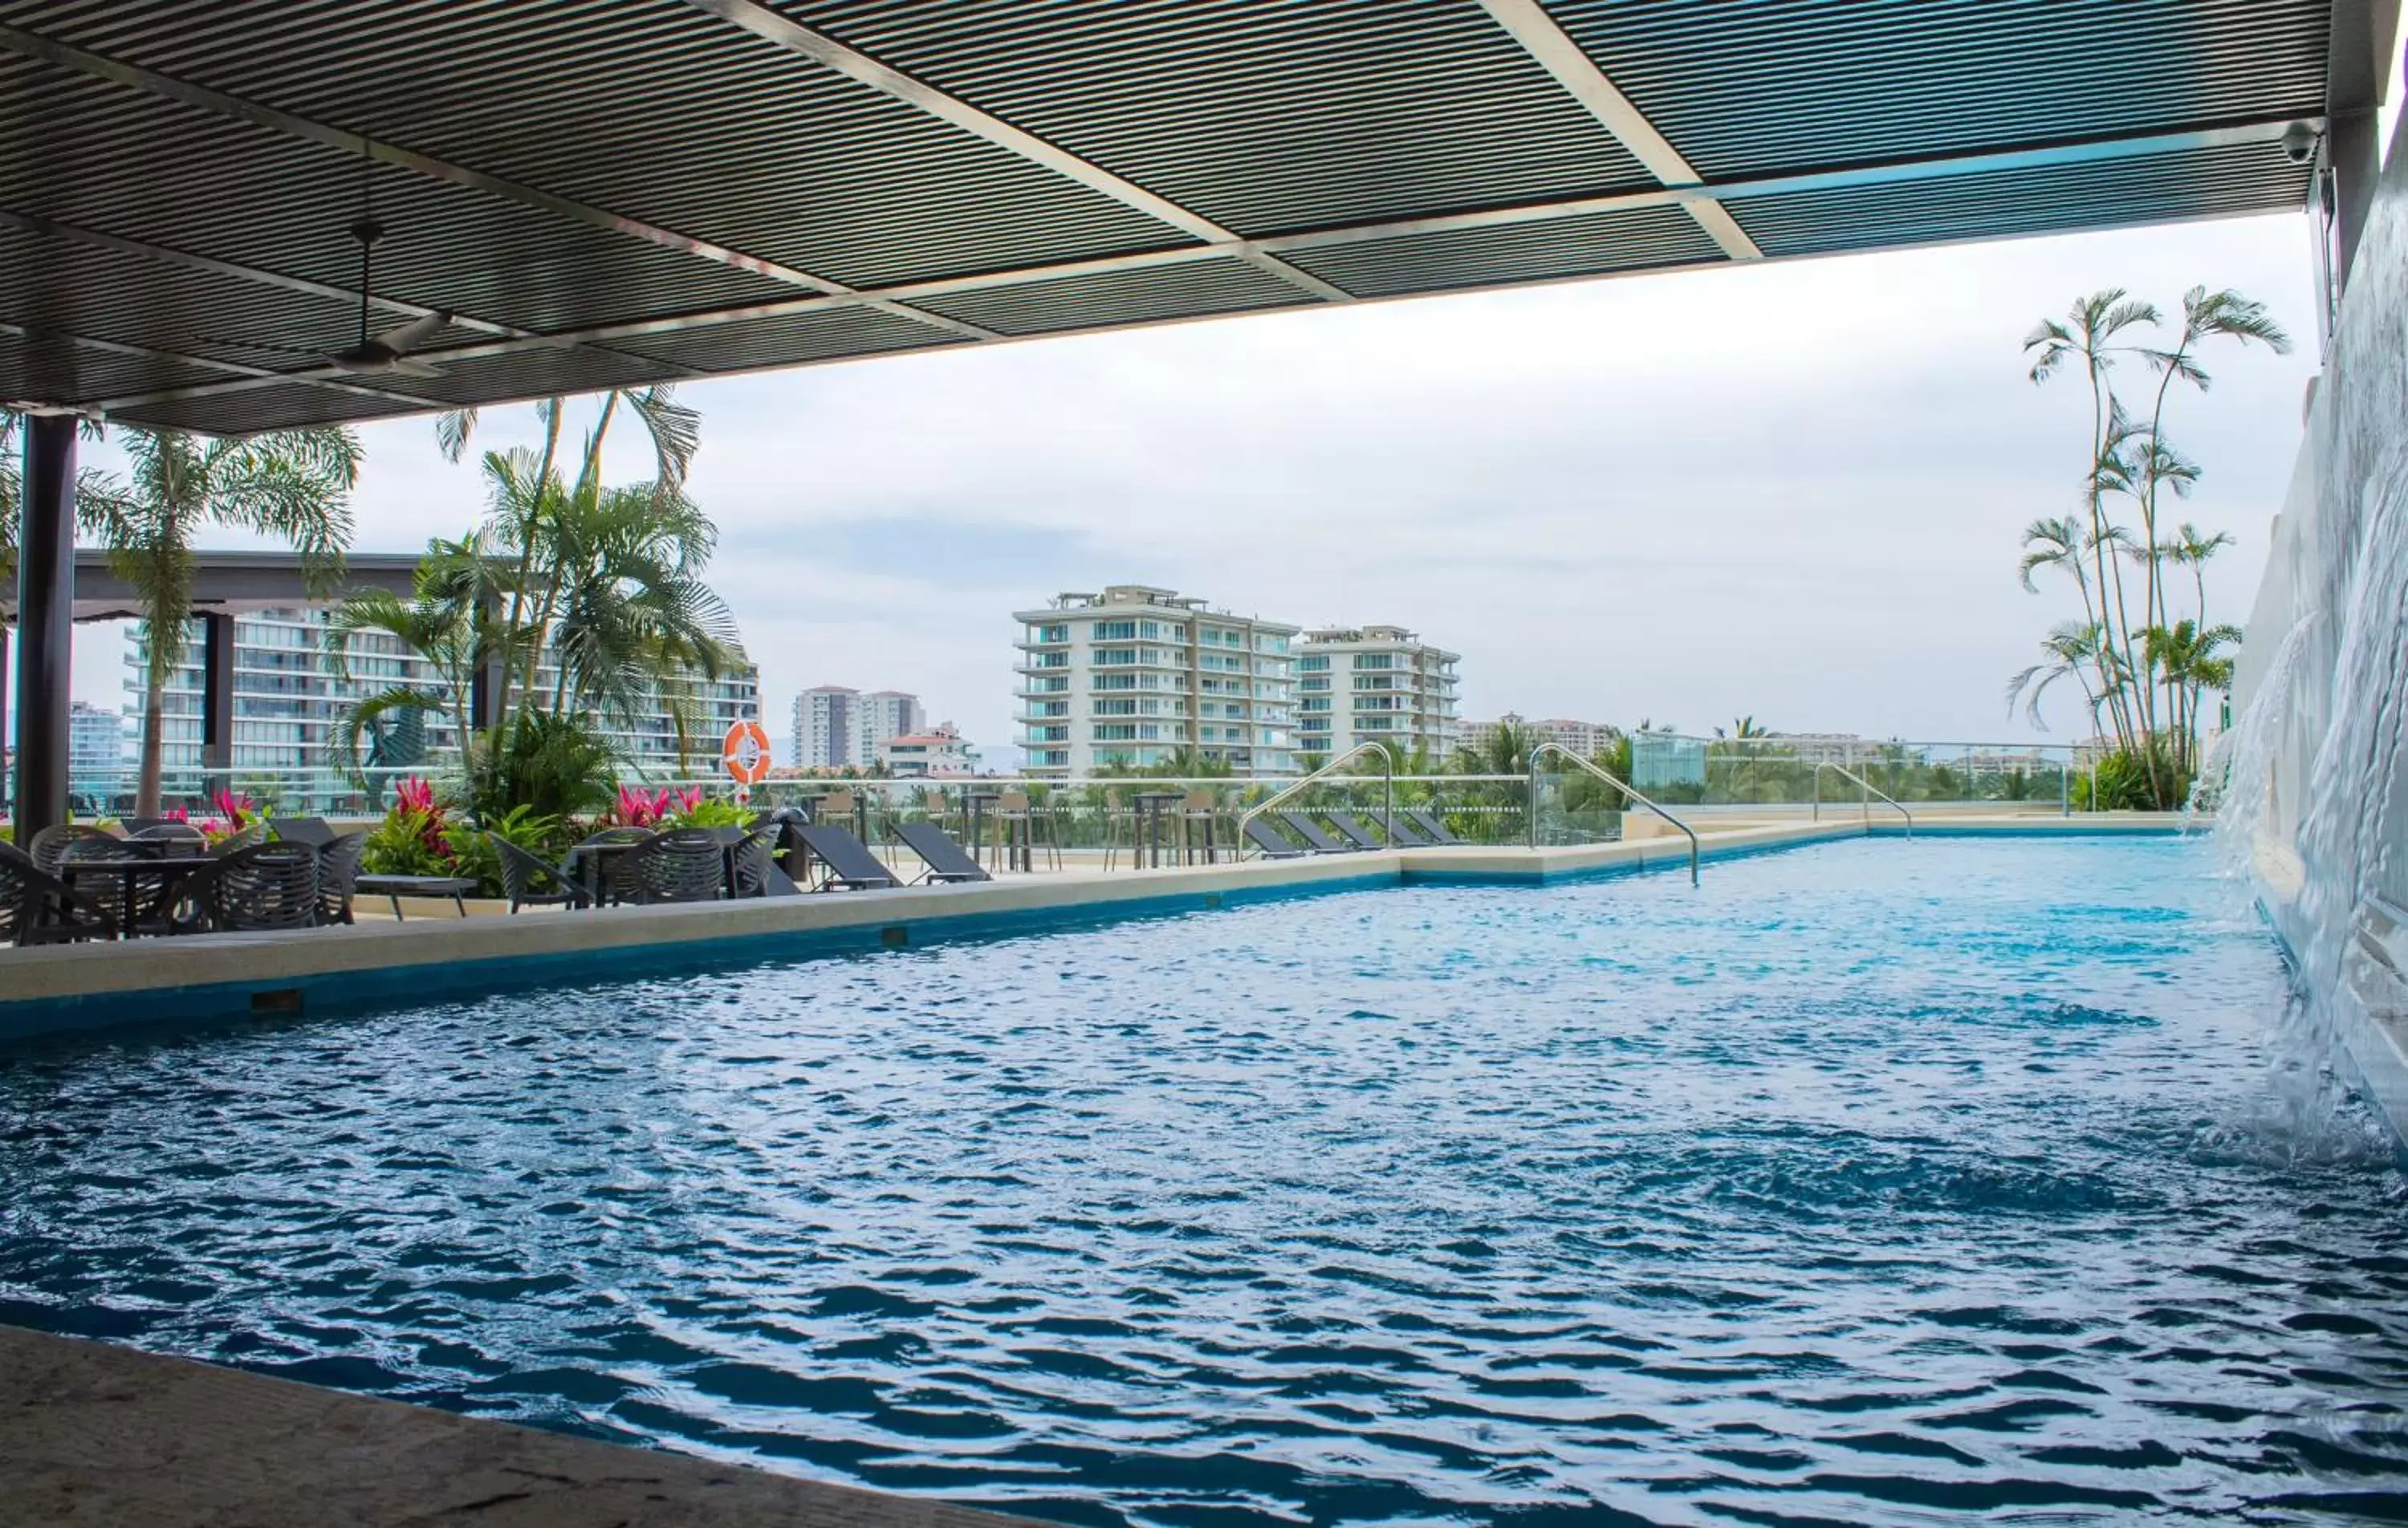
{"left": 1238, "top": 742, "right": 1397, "bottom": 854}
{"left": 1812, "top": 761, "right": 1914, "bottom": 835}
{"left": 1527, "top": 741, "right": 1699, "bottom": 887}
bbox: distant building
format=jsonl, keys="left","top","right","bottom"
{"left": 1761, "top": 731, "right": 1873, "bottom": 762}
{"left": 1458, "top": 713, "right": 1619, "bottom": 761}
{"left": 793, "top": 685, "right": 925, "bottom": 770}
{"left": 68, "top": 700, "right": 124, "bottom": 801}
{"left": 126, "top": 610, "right": 758, "bottom": 809}
{"left": 856, "top": 689, "right": 924, "bottom": 768}
{"left": 879, "top": 722, "right": 974, "bottom": 778}
{"left": 1014, "top": 584, "right": 1298, "bottom": 777}
{"left": 1296, "top": 625, "right": 1458, "bottom": 763}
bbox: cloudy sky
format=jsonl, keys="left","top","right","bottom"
{"left": 67, "top": 210, "right": 2321, "bottom": 766}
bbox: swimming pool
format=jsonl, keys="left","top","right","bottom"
{"left": 3, "top": 835, "right": 2402, "bottom": 1524}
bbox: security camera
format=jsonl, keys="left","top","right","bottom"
{"left": 2281, "top": 121, "right": 2321, "bottom": 165}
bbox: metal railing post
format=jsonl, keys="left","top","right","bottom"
{"left": 1814, "top": 762, "right": 1913, "bottom": 835}
{"left": 1530, "top": 741, "right": 1698, "bottom": 885}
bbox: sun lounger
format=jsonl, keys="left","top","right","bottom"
{"left": 795, "top": 823, "right": 899, "bottom": 892}
{"left": 896, "top": 822, "right": 992, "bottom": 884}
{"left": 1383, "top": 814, "right": 1432, "bottom": 847}
{"left": 1404, "top": 807, "right": 1462, "bottom": 845}
{"left": 1277, "top": 810, "right": 1352, "bottom": 854}
{"left": 1243, "top": 817, "right": 1310, "bottom": 859}
{"left": 1321, "top": 811, "right": 1392, "bottom": 851}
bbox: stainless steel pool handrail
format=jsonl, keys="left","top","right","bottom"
{"left": 1238, "top": 742, "right": 1397, "bottom": 852}
{"left": 1527, "top": 741, "right": 1699, "bottom": 886}
{"left": 1812, "top": 762, "right": 1914, "bottom": 835}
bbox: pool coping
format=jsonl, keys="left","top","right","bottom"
{"left": 0, "top": 1322, "right": 1043, "bottom": 1527}
{"left": 0, "top": 815, "right": 2190, "bottom": 1046}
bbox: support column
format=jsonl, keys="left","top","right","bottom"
{"left": 200, "top": 612, "right": 235, "bottom": 794}
{"left": 13, "top": 415, "right": 74, "bottom": 838}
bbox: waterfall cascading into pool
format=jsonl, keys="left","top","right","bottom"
{"left": 2226, "top": 109, "right": 2408, "bottom": 1136}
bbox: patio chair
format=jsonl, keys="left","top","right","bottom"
{"left": 0, "top": 840, "right": 120, "bottom": 946}
{"left": 572, "top": 827, "right": 652, "bottom": 907}
{"left": 630, "top": 828, "right": 726, "bottom": 905}
{"left": 1404, "top": 807, "right": 1462, "bottom": 845}
{"left": 201, "top": 842, "right": 321, "bottom": 933}
{"left": 1321, "top": 811, "right": 1390, "bottom": 851}
{"left": 1182, "top": 789, "right": 1224, "bottom": 864}
{"left": 271, "top": 816, "right": 338, "bottom": 848}
{"left": 26, "top": 823, "right": 120, "bottom": 873}
{"left": 52, "top": 829, "right": 189, "bottom": 937}
{"left": 795, "top": 823, "right": 899, "bottom": 892}
{"left": 493, "top": 835, "right": 594, "bottom": 913}
{"left": 1276, "top": 811, "right": 1353, "bottom": 855}
{"left": 728, "top": 828, "right": 783, "bottom": 898}
{"left": 995, "top": 790, "right": 1059, "bottom": 873}
{"left": 316, "top": 831, "right": 368, "bottom": 925}
{"left": 896, "top": 822, "right": 992, "bottom": 885}
{"left": 1383, "top": 813, "right": 1433, "bottom": 847}
{"left": 1243, "top": 817, "right": 1310, "bottom": 860}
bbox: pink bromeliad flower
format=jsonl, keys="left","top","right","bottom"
{"left": 394, "top": 776, "right": 437, "bottom": 815}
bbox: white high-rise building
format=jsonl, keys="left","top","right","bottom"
{"left": 1295, "top": 625, "right": 1459, "bottom": 764}
{"left": 1014, "top": 584, "right": 1299, "bottom": 778}
{"left": 856, "top": 689, "right": 924, "bottom": 768}
{"left": 793, "top": 685, "right": 858, "bottom": 770}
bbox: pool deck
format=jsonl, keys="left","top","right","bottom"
{"left": 0, "top": 1323, "right": 1039, "bottom": 1527}
{"left": 0, "top": 814, "right": 2188, "bottom": 1046}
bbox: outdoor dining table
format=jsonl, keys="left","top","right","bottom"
{"left": 1130, "top": 790, "right": 1186, "bottom": 869}
{"left": 58, "top": 853, "right": 218, "bottom": 938}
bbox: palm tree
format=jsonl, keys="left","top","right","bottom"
{"left": 2133, "top": 289, "right": 2288, "bottom": 625}
{"left": 2166, "top": 522, "right": 2235, "bottom": 629}
{"left": 2006, "top": 620, "right": 2114, "bottom": 734}
{"left": 324, "top": 534, "right": 505, "bottom": 785}
{"left": 83, "top": 428, "right": 360, "bottom": 816}
{"left": 2143, "top": 620, "right": 2242, "bottom": 776}
{"left": 2028, "top": 291, "right": 2158, "bottom": 751}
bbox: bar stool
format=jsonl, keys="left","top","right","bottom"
{"left": 996, "top": 790, "right": 1057, "bottom": 872}
{"left": 1181, "top": 789, "right": 1222, "bottom": 864}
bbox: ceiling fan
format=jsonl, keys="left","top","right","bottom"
{"left": 199, "top": 148, "right": 452, "bottom": 379}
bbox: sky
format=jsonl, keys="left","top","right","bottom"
{"left": 63, "top": 210, "right": 2323, "bottom": 768}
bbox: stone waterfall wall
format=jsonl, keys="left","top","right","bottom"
{"left": 2232, "top": 111, "right": 2408, "bottom": 1129}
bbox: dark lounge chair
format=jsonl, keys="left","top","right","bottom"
{"left": 896, "top": 822, "right": 992, "bottom": 884}
{"left": 1243, "top": 818, "right": 1310, "bottom": 860}
{"left": 1383, "top": 814, "right": 1433, "bottom": 847}
{"left": 1404, "top": 807, "right": 1462, "bottom": 845}
{"left": 795, "top": 823, "right": 899, "bottom": 892}
{"left": 1322, "top": 811, "right": 1392, "bottom": 851}
{"left": 1276, "top": 810, "right": 1352, "bottom": 854}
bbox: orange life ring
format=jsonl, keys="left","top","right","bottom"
{"left": 721, "top": 719, "right": 771, "bottom": 786}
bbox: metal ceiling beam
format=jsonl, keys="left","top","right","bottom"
{"left": 0, "top": 22, "right": 1000, "bottom": 346}
{"left": 1474, "top": 0, "right": 1761, "bottom": 261}
{"left": 2, "top": 319, "right": 448, "bottom": 412}
{"left": 85, "top": 110, "right": 2314, "bottom": 416}
{"left": 673, "top": 0, "right": 1355, "bottom": 305}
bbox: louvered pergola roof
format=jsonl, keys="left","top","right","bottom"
{"left": 0, "top": 1, "right": 2370, "bottom": 436}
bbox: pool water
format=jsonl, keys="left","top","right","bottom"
{"left": 5, "top": 837, "right": 2406, "bottom": 1525}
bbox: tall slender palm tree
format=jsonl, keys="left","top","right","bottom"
{"left": 324, "top": 534, "right": 506, "bottom": 782}
{"left": 2166, "top": 522, "right": 2235, "bottom": 629}
{"left": 2133, "top": 288, "right": 2288, "bottom": 625}
{"left": 2006, "top": 620, "right": 2113, "bottom": 734}
{"left": 81, "top": 428, "right": 360, "bottom": 815}
{"left": 2028, "top": 291, "right": 2158, "bottom": 752}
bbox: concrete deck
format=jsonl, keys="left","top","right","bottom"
{"left": 0, "top": 816, "right": 2190, "bottom": 1045}
{"left": 0, "top": 1323, "right": 1035, "bottom": 1527}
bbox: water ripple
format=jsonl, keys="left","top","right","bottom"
{"left": 3, "top": 837, "right": 2405, "bottom": 1525}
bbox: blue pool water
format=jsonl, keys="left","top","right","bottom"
{"left": 4, "top": 836, "right": 2406, "bottom": 1525}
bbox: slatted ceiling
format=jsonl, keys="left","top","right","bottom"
{"left": 0, "top": 56, "right": 801, "bottom": 341}
{"left": 0, "top": 331, "right": 226, "bottom": 404}
{"left": 913, "top": 259, "right": 1319, "bottom": 337}
{"left": 613, "top": 307, "right": 960, "bottom": 376}
{"left": 777, "top": 0, "right": 1657, "bottom": 236}
{"left": 1729, "top": 141, "right": 2313, "bottom": 258}
{"left": 0, "top": 0, "right": 2349, "bottom": 431}
{"left": 120, "top": 381, "right": 414, "bottom": 436}
{"left": 6, "top": 0, "right": 1183, "bottom": 293}
{"left": 1542, "top": 0, "right": 2333, "bottom": 182}
{"left": 1284, "top": 206, "right": 1721, "bottom": 298}
{"left": 0, "top": 223, "right": 362, "bottom": 391}
{"left": 404, "top": 349, "right": 677, "bottom": 413}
